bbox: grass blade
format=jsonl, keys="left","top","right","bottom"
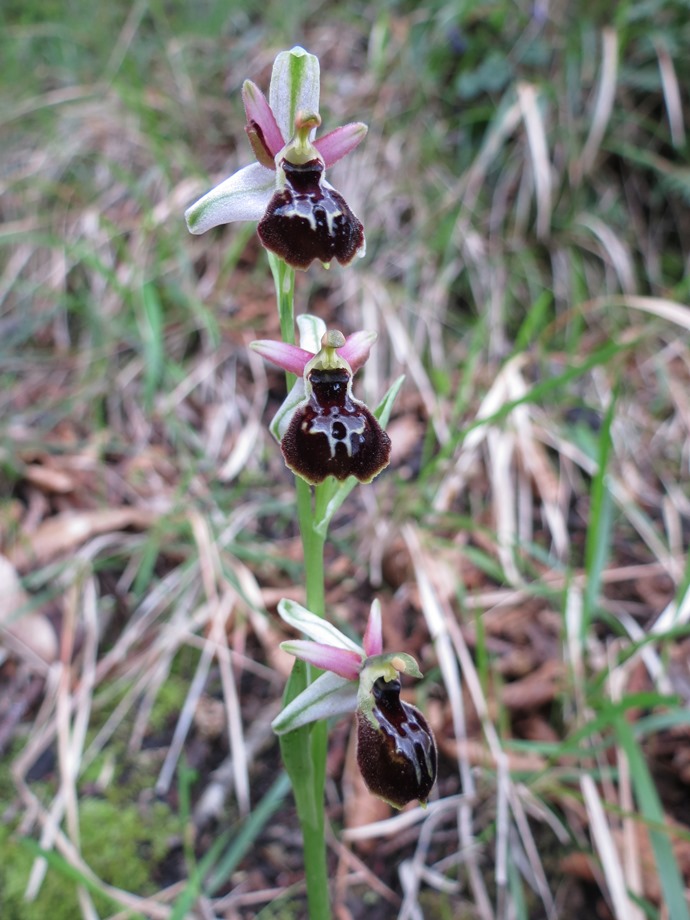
{"left": 614, "top": 717, "right": 690, "bottom": 920}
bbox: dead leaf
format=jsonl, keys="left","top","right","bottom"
{"left": 8, "top": 507, "right": 155, "bottom": 571}
{"left": 562, "top": 816, "right": 690, "bottom": 910}
{"left": 0, "top": 554, "right": 58, "bottom": 665}
{"left": 435, "top": 736, "right": 546, "bottom": 774}
{"left": 500, "top": 659, "right": 564, "bottom": 711}
{"left": 22, "top": 462, "right": 76, "bottom": 494}
{"left": 621, "top": 817, "right": 690, "bottom": 905}
{"left": 385, "top": 414, "right": 425, "bottom": 469}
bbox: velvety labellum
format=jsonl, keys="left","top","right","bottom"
{"left": 258, "top": 159, "right": 364, "bottom": 270}
{"left": 281, "top": 367, "right": 391, "bottom": 484}
{"left": 356, "top": 677, "right": 437, "bottom": 809}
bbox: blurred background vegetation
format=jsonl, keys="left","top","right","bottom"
{"left": 2, "top": 0, "right": 690, "bottom": 918}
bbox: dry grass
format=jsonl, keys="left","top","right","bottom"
{"left": 2, "top": 2, "right": 690, "bottom": 918}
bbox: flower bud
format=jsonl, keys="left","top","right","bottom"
{"left": 356, "top": 677, "right": 437, "bottom": 809}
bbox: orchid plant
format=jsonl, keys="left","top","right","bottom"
{"left": 185, "top": 46, "right": 436, "bottom": 918}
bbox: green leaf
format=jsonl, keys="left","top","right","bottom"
{"left": 582, "top": 389, "right": 617, "bottom": 634}
{"left": 141, "top": 282, "right": 164, "bottom": 411}
{"left": 206, "top": 773, "right": 290, "bottom": 895}
{"left": 614, "top": 717, "right": 690, "bottom": 920}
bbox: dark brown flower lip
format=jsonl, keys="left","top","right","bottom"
{"left": 356, "top": 677, "right": 437, "bottom": 809}
{"left": 257, "top": 158, "right": 365, "bottom": 270}
{"left": 280, "top": 366, "right": 391, "bottom": 484}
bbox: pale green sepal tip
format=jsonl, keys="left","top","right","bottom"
{"left": 297, "top": 314, "right": 327, "bottom": 354}
{"left": 270, "top": 46, "right": 320, "bottom": 145}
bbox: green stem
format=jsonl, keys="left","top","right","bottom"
{"left": 278, "top": 662, "right": 330, "bottom": 919}
{"left": 269, "top": 251, "right": 296, "bottom": 346}
{"left": 297, "top": 478, "right": 326, "bottom": 616}
{"left": 269, "top": 252, "right": 331, "bottom": 919}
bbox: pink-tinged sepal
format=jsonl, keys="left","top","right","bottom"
{"left": 315, "top": 122, "right": 368, "bottom": 167}
{"left": 362, "top": 599, "right": 383, "bottom": 657}
{"left": 242, "top": 80, "right": 285, "bottom": 165}
{"left": 276, "top": 598, "right": 362, "bottom": 652}
{"left": 249, "top": 339, "right": 313, "bottom": 376}
{"left": 280, "top": 640, "right": 362, "bottom": 680}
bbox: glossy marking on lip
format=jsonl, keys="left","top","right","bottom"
{"left": 281, "top": 367, "right": 391, "bottom": 484}
{"left": 258, "top": 159, "right": 365, "bottom": 270}
{"left": 356, "top": 676, "right": 437, "bottom": 809}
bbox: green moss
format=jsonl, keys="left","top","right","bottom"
{"left": 0, "top": 796, "right": 177, "bottom": 920}
{"left": 147, "top": 671, "right": 190, "bottom": 735}
{"left": 0, "top": 825, "right": 79, "bottom": 920}
{"left": 83, "top": 797, "right": 176, "bottom": 888}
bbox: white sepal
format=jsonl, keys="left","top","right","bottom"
{"left": 184, "top": 162, "right": 274, "bottom": 233}
{"left": 271, "top": 670, "right": 357, "bottom": 734}
{"left": 297, "top": 314, "right": 327, "bottom": 354}
{"left": 277, "top": 599, "right": 362, "bottom": 653}
{"left": 270, "top": 377, "right": 305, "bottom": 442}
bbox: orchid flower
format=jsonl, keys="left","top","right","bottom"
{"left": 185, "top": 46, "right": 367, "bottom": 270}
{"left": 273, "top": 598, "right": 437, "bottom": 809}
{"left": 251, "top": 314, "right": 391, "bottom": 484}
